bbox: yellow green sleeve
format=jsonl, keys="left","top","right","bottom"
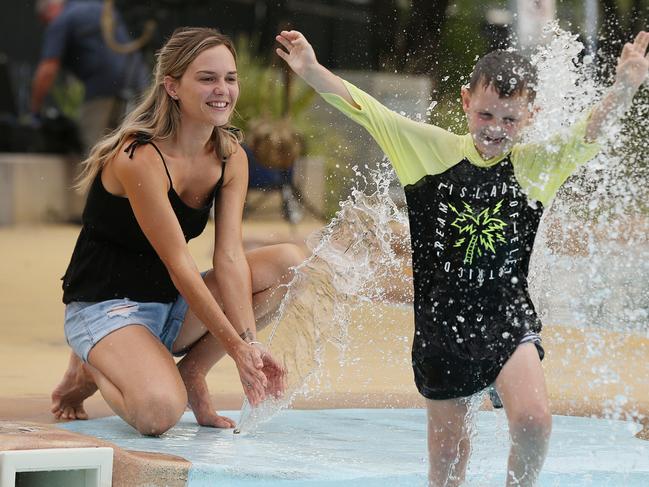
{"left": 512, "top": 115, "right": 601, "bottom": 206}
{"left": 320, "top": 79, "right": 462, "bottom": 186}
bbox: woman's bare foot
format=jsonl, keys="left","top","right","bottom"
{"left": 180, "top": 371, "right": 236, "bottom": 428}
{"left": 51, "top": 352, "right": 98, "bottom": 420}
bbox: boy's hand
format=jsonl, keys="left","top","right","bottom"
{"left": 585, "top": 31, "right": 648, "bottom": 142}
{"left": 614, "top": 31, "right": 649, "bottom": 91}
{"left": 275, "top": 29, "right": 357, "bottom": 107}
{"left": 275, "top": 30, "right": 318, "bottom": 78}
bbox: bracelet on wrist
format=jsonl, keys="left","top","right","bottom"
{"left": 239, "top": 328, "right": 254, "bottom": 343}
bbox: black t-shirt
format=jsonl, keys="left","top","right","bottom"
{"left": 406, "top": 156, "right": 543, "bottom": 361}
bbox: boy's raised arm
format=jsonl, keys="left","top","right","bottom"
{"left": 586, "top": 30, "right": 648, "bottom": 142}
{"left": 275, "top": 29, "right": 459, "bottom": 185}
{"left": 275, "top": 30, "right": 359, "bottom": 108}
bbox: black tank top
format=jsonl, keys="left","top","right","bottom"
{"left": 62, "top": 135, "right": 226, "bottom": 303}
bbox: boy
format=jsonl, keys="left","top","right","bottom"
{"left": 276, "top": 29, "right": 649, "bottom": 486}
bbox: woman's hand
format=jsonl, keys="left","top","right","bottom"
{"left": 233, "top": 342, "right": 287, "bottom": 406}
{"left": 233, "top": 342, "right": 267, "bottom": 406}
{"left": 275, "top": 30, "right": 318, "bottom": 78}
{"left": 251, "top": 342, "right": 287, "bottom": 399}
{"left": 614, "top": 31, "right": 649, "bottom": 91}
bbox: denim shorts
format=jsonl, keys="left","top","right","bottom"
{"left": 64, "top": 295, "right": 190, "bottom": 362}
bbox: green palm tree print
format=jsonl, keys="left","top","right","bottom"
{"left": 448, "top": 199, "right": 508, "bottom": 265}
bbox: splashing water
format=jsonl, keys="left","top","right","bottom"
{"left": 237, "top": 22, "right": 649, "bottom": 433}
{"left": 235, "top": 163, "right": 411, "bottom": 433}
{"left": 526, "top": 23, "right": 649, "bottom": 425}
{"left": 522, "top": 22, "right": 602, "bottom": 146}
{"left": 527, "top": 23, "right": 649, "bottom": 337}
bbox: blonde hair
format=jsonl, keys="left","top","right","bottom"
{"left": 76, "top": 26, "right": 242, "bottom": 191}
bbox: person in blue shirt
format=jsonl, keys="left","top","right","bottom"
{"left": 30, "top": 0, "right": 149, "bottom": 152}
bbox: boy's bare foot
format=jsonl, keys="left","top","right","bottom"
{"left": 51, "top": 352, "right": 98, "bottom": 420}
{"left": 181, "top": 371, "right": 236, "bottom": 428}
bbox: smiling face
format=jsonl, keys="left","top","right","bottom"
{"left": 462, "top": 83, "right": 533, "bottom": 160}
{"left": 165, "top": 44, "right": 239, "bottom": 128}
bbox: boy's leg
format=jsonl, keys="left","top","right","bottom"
{"left": 495, "top": 343, "right": 552, "bottom": 487}
{"left": 426, "top": 397, "right": 473, "bottom": 487}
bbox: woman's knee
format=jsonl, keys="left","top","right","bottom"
{"left": 276, "top": 243, "right": 306, "bottom": 271}
{"left": 132, "top": 387, "right": 187, "bottom": 436}
{"left": 265, "top": 243, "right": 305, "bottom": 284}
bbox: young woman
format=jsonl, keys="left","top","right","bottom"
{"left": 50, "top": 27, "right": 304, "bottom": 435}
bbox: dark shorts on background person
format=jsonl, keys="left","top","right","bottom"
{"left": 64, "top": 294, "right": 191, "bottom": 362}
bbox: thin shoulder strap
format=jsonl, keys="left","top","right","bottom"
{"left": 148, "top": 141, "right": 174, "bottom": 189}
{"left": 123, "top": 135, "right": 174, "bottom": 189}
{"left": 218, "top": 155, "right": 227, "bottom": 185}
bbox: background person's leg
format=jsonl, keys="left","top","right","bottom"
{"left": 86, "top": 325, "right": 188, "bottom": 436}
{"left": 495, "top": 343, "right": 552, "bottom": 487}
{"left": 65, "top": 97, "right": 123, "bottom": 222}
{"left": 426, "top": 397, "right": 473, "bottom": 487}
{"left": 172, "top": 243, "right": 305, "bottom": 426}
{"left": 77, "top": 97, "right": 122, "bottom": 154}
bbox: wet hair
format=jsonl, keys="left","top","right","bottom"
{"left": 469, "top": 50, "right": 537, "bottom": 102}
{"left": 76, "top": 27, "right": 242, "bottom": 191}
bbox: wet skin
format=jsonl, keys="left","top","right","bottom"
{"left": 461, "top": 84, "right": 534, "bottom": 160}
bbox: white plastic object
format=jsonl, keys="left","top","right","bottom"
{"left": 0, "top": 447, "right": 113, "bottom": 487}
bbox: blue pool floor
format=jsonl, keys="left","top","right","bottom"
{"left": 60, "top": 409, "right": 649, "bottom": 486}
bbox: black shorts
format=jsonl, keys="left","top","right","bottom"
{"left": 412, "top": 332, "right": 544, "bottom": 400}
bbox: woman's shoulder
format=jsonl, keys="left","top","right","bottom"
{"left": 229, "top": 140, "right": 247, "bottom": 161}
{"left": 226, "top": 126, "right": 243, "bottom": 138}
{"left": 115, "top": 133, "right": 162, "bottom": 162}
{"left": 120, "top": 131, "right": 153, "bottom": 154}
{"left": 111, "top": 134, "right": 166, "bottom": 178}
